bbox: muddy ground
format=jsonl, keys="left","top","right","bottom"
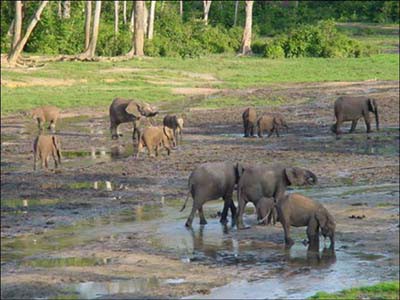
{"left": 1, "top": 80, "right": 399, "bottom": 299}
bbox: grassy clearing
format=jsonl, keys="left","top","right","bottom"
{"left": 309, "top": 281, "right": 400, "bottom": 300}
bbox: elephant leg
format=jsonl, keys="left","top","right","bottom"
{"left": 250, "top": 124, "right": 255, "bottom": 137}
{"left": 33, "top": 152, "right": 37, "bottom": 171}
{"left": 363, "top": 114, "right": 372, "bottom": 133}
{"left": 277, "top": 209, "right": 293, "bottom": 247}
{"left": 349, "top": 120, "right": 358, "bottom": 133}
{"left": 307, "top": 218, "right": 320, "bottom": 249}
{"left": 275, "top": 127, "right": 280, "bottom": 137}
{"left": 198, "top": 206, "right": 207, "bottom": 225}
{"left": 220, "top": 197, "right": 230, "bottom": 225}
{"left": 185, "top": 203, "right": 198, "bottom": 228}
{"left": 229, "top": 199, "right": 237, "bottom": 226}
{"left": 243, "top": 121, "right": 248, "bottom": 137}
{"left": 237, "top": 197, "right": 248, "bottom": 229}
{"left": 45, "top": 156, "right": 49, "bottom": 169}
{"left": 52, "top": 151, "right": 58, "bottom": 168}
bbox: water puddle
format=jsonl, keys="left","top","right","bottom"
{"left": 1, "top": 198, "right": 61, "bottom": 210}
{"left": 22, "top": 256, "right": 110, "bottom": 268}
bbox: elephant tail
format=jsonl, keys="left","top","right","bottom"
{"left": 180, "top": 183, "right": 193, "bottom": 212}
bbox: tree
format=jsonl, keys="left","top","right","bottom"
{"left": 80, "top": 0, "right": 102, "bottom": 59}
{"left": 7, "top": 1, "right": 49, "bottom": 66}
{"left": 134, "top": 0, "right": 145, "bottom": 56}
{"left": 84, "top": 0, "right": 92, "bottom": 50}
{"left": 11, "top": 1, "right": 22, "bottom": 49}
{"left": 233, "top": 0, "right": 239, "bottom": 26}
{"left": 130, "top": 4, "right": 135, "bottom": 33}
{"left": 114, "top": 0, "right": 119, "bottom": 35}
{"left": 179, "top": 0, "right": 183, "bottom": 17}
{"left": 148, "top": 0, "right": 156, "bottom": 40}
{"left": 203, "top": 0, "right": 212, "bottom": 25}
{"left": 62, "top": 0, "right": 71, "bottom": 19}
{"left": 123, "top": 0, "right": 127, "bottom": 24}
{"left": 239, "top": 0, "right": 253, "bottom": 55}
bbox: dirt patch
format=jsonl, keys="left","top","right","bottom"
{"left": 172, "top": 87, "right": 223, "bottom": 96}
{"left": 1, "top": 78, "right": 88, "bottom": 88}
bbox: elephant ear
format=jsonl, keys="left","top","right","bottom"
{"left": 125, "top": 101, "right": 141, "bottom": 118}
{"left": 284, "top": 167, "right": 301, "bottom": 186}
{"left": 235, "top": 163, "right": 245, "bottom": 179}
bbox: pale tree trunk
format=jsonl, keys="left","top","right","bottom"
{"left": 114, "top": 0, "right": 119, "bottom": 35}
{"left": 179, "top": 0, "right": 183, "bottom": 17}
{"left": 147, "top": 0, "right": 155, "bottom": 40}
{"left": 62, "top": 0, "right": 70, "bottom": 19}
{"left": 123, "top": 1, "right": 127, "bottom": 24}
{"left": 294, "top": 1, "right": 299, "bottom": 8}
{"left": 143, "top": 3, "right": 148, "bottom": 37}
{"left": 7, "top": 19, "right": 15, "bottom": 37}
{"left": 203, "top": 0, "right": 212, "bottom": 25}
{"left": 8, "top": 1, "right": 49, "bottom": 65}
{"left": 233, "top": 0, "right": 239, "bottom": 26}
{"left": 134, "top": 0, "right": 145, "bottom": 56}
{"left": 80, "top": 0, "right": 101, "bottom": 59}
{"left": 130, "top": 5, "right": 134, "bottom": 33}
{"left": 57, "top": 1, "right": 62, "bottom": 18}
{"left": 11, "top": 1, "right": 22, "bottom": 49}
{"left": 239, "top": 0, "right": 253, "bottom": 55}
{"left": 84, "top": 0, "right": 92, "bottom": 50}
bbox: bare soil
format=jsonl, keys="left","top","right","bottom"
{"left": 1, "top": 80, "right": 399, "bottom": 299}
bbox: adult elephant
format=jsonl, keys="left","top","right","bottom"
{"left": 331, "top": 96, "right": 379, "bottom": 135}
{"left": 236, "top": 163, "right": 317, "bottom": 230}
{"left": 180, "top": 162, "right": 244, "bottom": 227}
{"left": 242, "top": 107, "right": 257, "bottom": 137}
{"left": 109, "top": 98, "right": 158, "bottom": 140}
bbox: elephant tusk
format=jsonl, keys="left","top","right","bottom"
{"left": 258, "top": 214, "right": 269, "bottom": 224}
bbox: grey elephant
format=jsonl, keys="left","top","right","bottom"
{"left": 109, "top": 98, "right": 158, "bottom": 140}
{"left": 29, "top": 105, "right": 60, "bottom": 133}
{"left": 33, "top": 135, "right": 62, "bottom": 170}
{"left": 180, "top": 162, "right": 243, "bottom": 227}
{"left": 257, "top": 114, "right": 288, "bottom": 138}
{"left": 273, "top": 193, "right": 335, "bottom": 249}
{"left": 236, "top": 163, "right": 317, "bottom": 230}
{"left": 331, "top": 96, "right": 379, "bottom": 135}
{"left": 242, "top": 107, "right": 257, "bottom": 137}
{"left": 163, "top": 115, "right": 184, "bottom": 146}
{"left": 256, "top": 197, "right": 277, "bottom": 225}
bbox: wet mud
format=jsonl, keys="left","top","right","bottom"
{"left": 1, "top": 80, "right": 399, "bottom": 299}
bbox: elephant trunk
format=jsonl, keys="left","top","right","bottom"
{"left": 307, "top": 171, "right": 318, "bottom": 185}
{"left": 374, "top": 107, "right": 379, "bottom": 131}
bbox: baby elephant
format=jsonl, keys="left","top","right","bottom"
{"left": 242, "top": 107, "right": 257, "bottom": 137}
{"left": 274, "top": 193, "right": 335, "bottom": 249}
{"left": 137, "top": 126, "right": 174, "bottom": 158}
{"left": 257, "top": 114, "right": 288, "bottom": 138}
{"left": 163, "top": 115, "right": 184, "bottom": 146}
{"left": 29, "top": 105, "right": 61, "bottom": 133}
{"left": 256, "top": 197, "right": 277, "bottom": 225}
{"left": 33, "top": 135, "right": 62, "bottom": 170}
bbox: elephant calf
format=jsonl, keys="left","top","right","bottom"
{"left": 163, "top": 115, "right": 184, "bottom": 146}
{"left": 242, "top": 107, "right": 257, "bottom": 137}
{"left": 331, "top": 96, "right": 379, "bottom": 135}
{"left": 257, "top": 114, "right": 288, "bottom": 138}
{"left": 180, "top": 162, "right": 243, "bottom": 227}
{"left": 137, "top": 126, "right": 174, "bottom": 158}
{"left": 29, "top": 105, "right": 60, "bottom": 133}
{"left": 256, "top": 197, "right": 277, "bottom": 225}
{"left": 33, "top": 135, "right": 62, "bottom": 170}
{"left": 274, "top": 193, "right": 335, "bottom": 249}
{"left": 237, "top": 163, "right": 317, "bottom": 229}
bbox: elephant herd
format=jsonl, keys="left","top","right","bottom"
{"left": 28, "top": 95, "right": 380, "bottom": 251}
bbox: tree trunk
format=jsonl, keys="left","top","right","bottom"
{"left": 8, "top": 1, "right": 49, "bottom": 65}
{"left": 11, "top": 1, "right": 22, "bottom": 49}
{"left": 80, "top": 0, "right": 101, "bottom": 59}
{"left": 239, "top": 0, "right": 253, "bottom": 55}
{"left": 130, "top": 4, "right": 134, "bottom": 33}
{"left": 84, "top": 0, "right": 92, "bottom": 50}
{"left": 233, "top": 0, "right": 239, "bottom": 26}
{"left": 143, "top": 3, "right": 148, "bottom": 37}
{"left": 147, "top": 0, "right": 155, "bottom": 40}
{"left": 179, "top": 0, "right": 183, "bottom": 17}
{"left": 203, "top": 0, "right": 212, "bottom": 25}
{"left": 114, "top": 0, "right": 119, "bottom": 35}
{"left": 62, "top": 0, "right": 70, "bottom": 19}
{"left": 57, "top": 1, "right": 62, "bottom": 18}
{"left": 7, "top": 19, "right": 15, "bottom": 37}
{"left": 123, "top": 0, "right": 127, "bottom": 24}
{"left": 134, "top": 0, "right": 145, "bottom": 56}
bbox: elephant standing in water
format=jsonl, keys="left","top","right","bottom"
{"left": 109, "top": 98, "right": 158, "bottom": 140}
{"left": 236, "top": 163, "right": 317, "bottom": 232}
{"left": 331, "top": 96, "right": 379, "bottom": 135}
{"left": 180, "top": 162, "right": 244, "bottom": 227}
{"left": 242, "top": 107, "right": 257, "bottom": 137}
{"left": 33, "top": 135, "right": 62, "bottom": 170}
{"left": 257, "top": 114, "right": 288, "bottom": 138}
{"left": 273, "top": 193, "right": 336, "bottom": 249}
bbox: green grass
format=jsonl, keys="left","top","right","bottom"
{"left": 309, "top": 281, "right": 400, "bottom": 300}
{"left": 2, "top": 53, "right": 398, "bottom": 115}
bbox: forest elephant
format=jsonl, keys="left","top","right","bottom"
{"left": 137, "top": 126, "right": 174, "bottom": 158}
{"left": 256, "top": 197, "right": 277, "bottom": 225}
{"left": 272, "top": 193, "right": 335, "bottom": 249}
{"left": 180, "top": 162, "right": 244, "bottom": 227}
{"left": 109, "top": 98, "right": 158, "bottom": 141}
{"left": 331, "top": 96, "right": 379, "bottom": 135}
{"left": 163, "top": 115, "right": 184, "bottom": 146}
{"left": 29, "top": 105, "right": 60, "bottom": 133}
{"left": 236, "top": 163, "right": 317, "bottom": 230}
{"left": 242, "top": 107, "right": 257, "bottom": 137}
{"left": 33, "top": 135, "right": 62, "bottom": 170}
{"left": 257, "top": 114, "right": 288, "bottom": 138}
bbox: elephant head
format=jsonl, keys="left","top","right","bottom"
{"left": 125, "top": 101, "right": 159, "bottom": 118}
{"left": 367, "top": 98, "right": 379, "bottom": 131}
{"left": 284, "top": 167, "right": 318, "bottom": 186}
{"left": 316, "top": 208, "right": 335, "bottom": 248}
{"left": 273, "top": 116, "right": 289, "bottom": 130}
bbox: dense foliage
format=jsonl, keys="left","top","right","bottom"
{"left": 0, "top": 1, "right": 398, "bottom": 57}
